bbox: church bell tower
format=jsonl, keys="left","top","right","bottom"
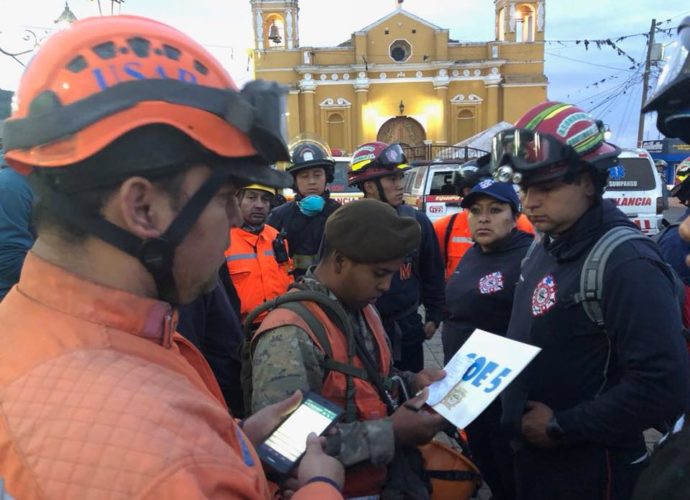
{"left": 495, "top": 0, "right": 545, "bottom": 43}
{"left": 250, "top": 0, "right": 299, "bottom": 51}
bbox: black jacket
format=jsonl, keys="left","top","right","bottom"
{"left": 502, "top": 200, "right": 690, "bottom": 449}
{"left": 443, "top": 230, "right": 533, "bottom": 363}
{"left": 266, "top": 194, "right": 340, "bottom": 279}
{"left": 375, "top": 204, "right": 446, "bottom": 328}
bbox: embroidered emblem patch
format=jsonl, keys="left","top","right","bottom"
{"left": 479, "top": 271, "right": 504, "bottom": 295}
{"left": 531, "top": 274, "right": 557, "bottom": 317}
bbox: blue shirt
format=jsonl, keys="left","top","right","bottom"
{"left": 0, "top": 165, "right": 34, "bottom": 301}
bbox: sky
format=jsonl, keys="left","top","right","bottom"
{"left": 1, "top": 0, "right": 690, "bottom": 147}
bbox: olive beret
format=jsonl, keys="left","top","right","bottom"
{"left": 325, "top": 199, "right": 421, "bottom": 263}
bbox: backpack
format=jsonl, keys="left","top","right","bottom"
{"left": 239, "top": 285, "right": 398, "bottom": 420}
{"left": 522, "top": 225, "right": 687, "bottom": 327}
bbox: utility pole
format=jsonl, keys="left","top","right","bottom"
{"left": 638, "top": 18, "right": 656, "bottom": 146}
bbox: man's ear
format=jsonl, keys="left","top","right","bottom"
{"left": 111, "top": 176, "right": 173, "bottom": 239}
{"left": 333, "top": 250, "right": 347, "bottom": 274}
{"left": 363, "top": 180, "right": 377, "bottom": 199}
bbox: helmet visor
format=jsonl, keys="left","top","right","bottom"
{"left": 350, "top": 143, "right": 409, "bottom": 174}
{"left": 491, "top": 128, "right": 574, "bottom": 173}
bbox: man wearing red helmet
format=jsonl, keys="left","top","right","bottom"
{"left": 0, "top": 15, "right": 343, "bottom": 499}
{"left": 494, "top": 102, "right": 690, "bottom": 499}
{"left": 348, "top": 142, "right": 445, "bottom": 372}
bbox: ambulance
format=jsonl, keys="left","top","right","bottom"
{"left": 603, "top": 148, "right": 665, "bottom": 236}
{"left": 402, "top": 160, "right": 465, "bottom": 222}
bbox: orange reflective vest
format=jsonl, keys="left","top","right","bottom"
{"left": 255, "top": 300, "right": 391, "bottom": 497}
{"left": 225, "top": 225, "right": 293, "bottom": 322}
{"left": 434, "top": 211, "right": 535, "bottom": 279}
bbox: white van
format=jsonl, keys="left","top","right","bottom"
{"left": 402, "top": 161, "right": 464, "bottom": 222}
{"left": 603, "top": 148, "right": 665, "bottom": 236}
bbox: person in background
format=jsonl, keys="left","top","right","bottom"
{"left": 433, "top": 155, "right": 534, "bottom": 280}
{"left": 0, "top": 14, "right": 343, "bottom": 498}
{"left": 225, "top": 184, "right": 293, "bottom": 325}
{"left": 0, "top": 161, "right": 35, "bottom": 301}
{"left": 348, "top": 141, "right": 445, "bottom": 372}
{"left": 443, "top": 179, "right": 533, "bottom": 500}
{"left": 267, "top": 135, "right": 341, "bottom": 279}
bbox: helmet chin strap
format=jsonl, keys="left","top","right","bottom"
{"left": 374, "top": 178, "right": 390, "bottom": 205}
{"left": 46, "top": 167, "right": 228, "bottom": 305}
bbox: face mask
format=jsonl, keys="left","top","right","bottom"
{"left": 298, "top": 194, "right": 326, "bottom": 217}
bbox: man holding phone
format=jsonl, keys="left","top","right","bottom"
{"left": 251, "top": 199, "right": 447, "bottom": 498}
{"left": 0, "top": 14, "right": 344, "bottom": 499}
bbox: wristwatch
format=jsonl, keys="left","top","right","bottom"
{"left": 546, "top": 415, "right": 566, "bottom": 440}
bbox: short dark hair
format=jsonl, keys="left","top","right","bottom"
{"left": 30, "top": 167, "right": 188, "bottom": 245}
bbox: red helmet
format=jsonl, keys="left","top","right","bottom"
{"left": 348, "top": 141, "right": 410, "bottom": 186}
{"left": 492, "top": 102, "right": 620, "bottom": 185}
{"left": 3, "top": 14, "right": 289, "bottom": 186}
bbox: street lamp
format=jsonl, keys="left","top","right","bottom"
{"left": 399, "top": 100, "right": 405, "bottom": 116}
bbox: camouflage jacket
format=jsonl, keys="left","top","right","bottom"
{"left": 251, "top": 270, "right": 416, "bottom": 467}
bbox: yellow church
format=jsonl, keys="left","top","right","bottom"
{"left": 250, "top": 0, "right": 547, "bottom": 158}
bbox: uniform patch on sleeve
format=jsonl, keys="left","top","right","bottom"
{"left": 479, "top": 271, "right": 504, "bottom": 295}
{"left": 531, "top": 274, "right": 557, "bottom": 317}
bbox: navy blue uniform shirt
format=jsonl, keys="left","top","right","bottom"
{"left": 502, "top": 200, "right": 690, "bottom": 449}
{"left": 443, "top": 230, "right": 533, "bottom": 363}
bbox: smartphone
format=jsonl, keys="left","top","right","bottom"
{"left": 256, "top": 392, "right": 343, "bottom": 476}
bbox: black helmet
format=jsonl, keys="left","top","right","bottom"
{"left": 643, "top": 16, "right": 690, "bottom": 143}
{"left": 284, "top": 134, "right": 335, "bottom": 182}
{"left": 453, "top": 153, "right": 491, "bottom": 193}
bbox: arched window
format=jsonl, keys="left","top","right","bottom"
{"left": 456, "top": 109, "right": 475, "bottom": 142}
{"left": 516, "top": 4, "right": 535, "bottom": 42}
{"left": 264, "top": 14, "right": 285, "bottom": 49}
{"left": 497, "top": 8, "right": 505, "bottom": 41}
{"left": 327, "top": 113, "right": 345, "bottom": 152}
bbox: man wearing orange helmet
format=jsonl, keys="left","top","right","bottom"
{"left": 348, "top": 142, "right": 445, "bottom": 372}
{"left": 225, "top": 184, "right": 293, "bottom": 324}
{"left": 0, "top": 15, "right": 343, "bottom": 499}
{"left": 493, "top": 102, "right": 689, "bottom": 500}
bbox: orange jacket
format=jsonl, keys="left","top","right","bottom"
{"left": 255, "top": 301, "right": 391, "bottom": 498}
{"left": 433, "top": 211, "right": 535, "bottom": 279}
{"left": 225, "top": 225, "right": 293, "bottom": 322}
{"left": 0, "top": 253, "right": 340, "bottom": 500}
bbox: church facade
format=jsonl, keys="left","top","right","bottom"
{"left": 250, "top": 0, "right": 547, "bottom": 156}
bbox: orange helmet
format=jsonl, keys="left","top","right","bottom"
{"left": 419, "top": 440, "right": 482, "bottom": 500}
{"left": 2, "top": 15, "right": 292, "bottom": 304}
{"left": 3, "top": 14, "right": 289, "bottom": 183}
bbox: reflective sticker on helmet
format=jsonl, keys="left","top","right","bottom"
{"left": 523, "top": 103, "right": 572, "bottom": 131}
{"left": 302, "top": 150, "right": 315, "bottom": 161}
{"left": 556, "top": 112, "right": 590, "bottom": 138}
{"left": 566, "top": 123, "right": 603, "bottom": 153}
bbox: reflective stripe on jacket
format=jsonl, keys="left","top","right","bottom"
{"left": 433, "top": 211, "right": 535, "bottom": 279}
{"left": 254, "top": 301, "right": 391, "bottom": 497}
{"left": 225, "top": 225, "right": 293, "bottom": 322}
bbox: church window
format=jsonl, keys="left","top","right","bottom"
{"left": 389, "top": 40, "right": 412, "bottom": 62}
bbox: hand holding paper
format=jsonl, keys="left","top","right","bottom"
{"left": 425, "top": 329, "right": 541, "bottom": 429}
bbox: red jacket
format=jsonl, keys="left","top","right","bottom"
{"left": 0, "top": 253, "right": 339, "bottom": 500}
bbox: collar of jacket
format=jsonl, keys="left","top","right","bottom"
{"left": 543, "top": 198, "right": 635, "bottom": 262}
{"left": 17, "top": 252, "right": 177, "bottom": 347}
{"left": 240, "top": 222, "right": 264, "bottom": 234}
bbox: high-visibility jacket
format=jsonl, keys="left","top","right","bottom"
{"left": 0, "top": 253, "right": 340, "bottom": 499}
{"left": 433, "top": 211, "right": 535, "bottom": 279}
{"left": 225, "top": 225, "right": 293, "bottom": 322}
{"left": 255, "top": 300, "right": 391, "bottom": 498}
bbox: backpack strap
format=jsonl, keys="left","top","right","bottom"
{"left": 443, "top": 212, "right": 459, "bottom": 261}
{"left": 520, "top": 237, "right": 540, "bottom": 271}
{"left": 575, "top": 226, "right": 648, "bottom": 326}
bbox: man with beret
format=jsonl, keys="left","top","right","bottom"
{"left": 348, "top": 142, "right": 445, "bottom": 372}
{"left": 250, "top": 199, "right": 448, "bottom": 498}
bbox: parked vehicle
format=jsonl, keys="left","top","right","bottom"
{"left": 402, "top": 160, "right": 465, "bottom": 222}
{"left": 279, "top": 156, "right": 363, "bottom": 205}
{"left": 603, "top": 148, "right": 665, "bottom": 235}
